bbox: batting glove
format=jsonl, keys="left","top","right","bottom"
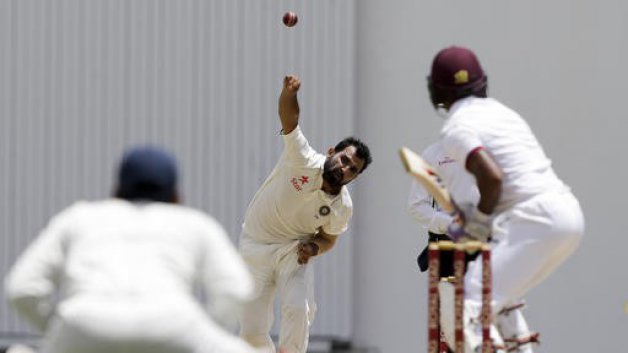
{"left": 461, "top": 203, "right": 492, "bottom": 241}
{"left": 448, "top": 203, "right": 492, "bottom": 242}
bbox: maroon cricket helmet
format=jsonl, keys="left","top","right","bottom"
{"left": 428, "top": 46, "right": 487, "bottom": 106}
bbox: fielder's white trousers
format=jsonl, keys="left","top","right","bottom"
{"left": 238, "top": 234, "right": 316, "bottom": 353}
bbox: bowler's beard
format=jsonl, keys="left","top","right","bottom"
{"left": 322, "top": 158, "right": 343, "bottom": 189}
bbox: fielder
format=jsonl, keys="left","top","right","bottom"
{"left": 407, "top": 141, "right": 487, "bottom": 353}
{"left": 407, "top": 140, "right": 479, "bottom": 276}
{"left": 5, "top": 146, "right": 259, "bottom": 353}
{"left": 426, "top": 46, "right": 585, "bottom": 353}
{"left": 238, "top": 75, "right": 372, "bottom": 353}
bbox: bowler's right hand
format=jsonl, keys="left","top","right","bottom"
{"left": 282, "top": 75, "right": 301, "bottom": 95}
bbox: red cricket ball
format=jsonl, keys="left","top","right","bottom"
{"left": 283, "top": 11, "right": 298, "bottom": 27}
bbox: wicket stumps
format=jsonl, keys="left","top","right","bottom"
{"left": 427, "top": 241, "right": 492, "bottom": 353}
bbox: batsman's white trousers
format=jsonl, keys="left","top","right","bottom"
{"left": 41, "top": 297, "right": 260, "bottom": 353}
{"left": 238, "top": 233, "right": 316, "bottom": 353}
{"left": 465, "top": 189, "right": 584, "bottom": 311}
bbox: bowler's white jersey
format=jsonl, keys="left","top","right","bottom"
{"left": 441, "top": 97, "right": 567, "bottom": 213}
{"left": 5, "top": 199, "right": 255, "bottom": 353}
{"left": 243, "top": 126, "right": 352, "bottom": 243}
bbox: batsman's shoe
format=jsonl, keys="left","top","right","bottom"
{"left": 465, "top": 300, "right": 506, "bottom": 353}
{"left": 496, "top": 301, "right": 539, "bottom": 353}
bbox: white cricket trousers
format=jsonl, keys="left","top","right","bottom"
{"left": 465, "top": 189, "right": 585, "bottom": 311}
{"left": 238, "top": 233, "right": 316, "bottom": 353}
{"left": 40, "top": 297, "right": 259, "bottom": 353}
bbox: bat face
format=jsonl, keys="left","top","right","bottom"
{"left": 399, "top": 146, "right": 455, "bottom": 213}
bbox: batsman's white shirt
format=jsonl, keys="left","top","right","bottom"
{"left": 439, "top": 96, "right": 584, "bottom": 310}
{"left": 243, "top": 126, "right": 352, "bottom": 243}
{"left": 407, "top": 141, "right": 479, "bottom": 234}
{"left": 441, "top": 97, "right": 567, "bottom": 213}
{"left": 5, "top": 199, "right": 257, "bottom": 353}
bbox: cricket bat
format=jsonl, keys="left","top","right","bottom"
{"left": 399, "top": 146, "right": 455, "bottom": 214}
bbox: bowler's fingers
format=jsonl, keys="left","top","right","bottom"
{"left": 297, "top": 244, "right": 310, "bottom": 264}
{"left": 283, "top": 75, "right": 301, "bottom": 92}
{"left": 297, "top": 253, "right": 309, "bottom": 265}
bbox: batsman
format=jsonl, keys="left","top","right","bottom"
{"left": 425, "top": 46, "right": 585, "bottom": 353}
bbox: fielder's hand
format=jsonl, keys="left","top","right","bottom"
{"left": 297, "top": 242, "right": 319, "bottom": 265}
{"left": 283, "top": 75, "right": 301, "bottom": 95}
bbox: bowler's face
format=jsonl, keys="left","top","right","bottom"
{"left": 323, "top": 146, "right": 365, "bottom": 187}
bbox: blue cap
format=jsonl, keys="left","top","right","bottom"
{"left": 116, "top": 146, "right": 178, "bottom": 202}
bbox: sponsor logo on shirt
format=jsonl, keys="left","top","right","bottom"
{"left": 438, "top": 156, "right": 456, "bottom": 166}
{"left": 291, "top": 175, "right": 309, "bottom": 191}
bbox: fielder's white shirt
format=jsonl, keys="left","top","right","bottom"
{"left": 243, "top": 126, "right": 352, "bottom": 243}
{"left": 407, "top": 141, "right": 479, "bottom": 234}
{"left": 5, "top": 199, "right": 253, "bottom": 334}
{"left": 440, "top": 97, "right": 567, "bottom": 213}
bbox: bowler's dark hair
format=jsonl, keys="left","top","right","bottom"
{"left": 334, "top": 137, "right": 372, "bottom": 173}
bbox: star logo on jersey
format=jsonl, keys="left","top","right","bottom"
{"left": 319, "top": 205, "right": 331, "bottom": 216}
{"left": 291, "top": 177, "right": 303, "bottom": 191}
{"left": 454, "top": 70, "right": 469, "bottom": 85}
{"left": 299, "top": 176, "right": 309, "bottom": 185}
